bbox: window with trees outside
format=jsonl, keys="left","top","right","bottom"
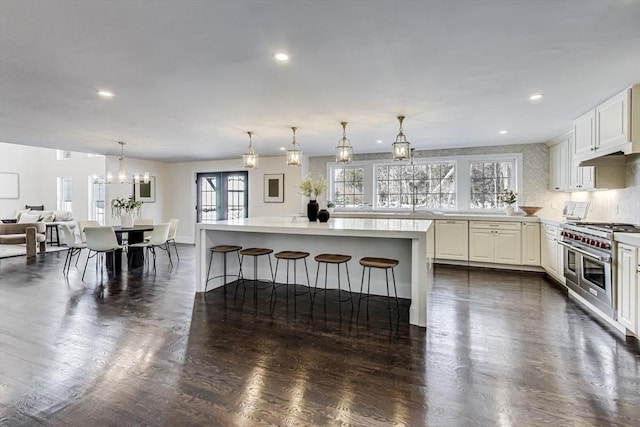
{"left": 332, "top": 167, "right": 364, "bottom": 208}
{"left": 376, "top": 162, "right": 455, "bottom": 209}
{"left": 469, "top": 160, "right": 516, "bottom": 209}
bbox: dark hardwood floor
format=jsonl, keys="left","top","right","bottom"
{"left": 1, "top": 246, "right": 639, "bottom": 426}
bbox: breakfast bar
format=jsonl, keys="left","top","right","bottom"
{"left": 196, "top": 217, "right": 434, "bottom": 327}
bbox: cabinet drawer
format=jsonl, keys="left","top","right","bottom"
{"left": 544, "top": 224, "right": 558, "bottom": 234}
{"left": 469, "top": 221, "right": 522, "bottom": 231}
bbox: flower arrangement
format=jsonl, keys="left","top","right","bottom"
{"left": 499, "top": 189, "right": 517, "bottom": 206}
{"left": 298, "top": 175, "right": 327, "bottom": 199}
{"left": 326, "top": 200, "right": 335, "bottom": 208}
{"left": 111, "top": 195, "right": 143, "bottom": 217}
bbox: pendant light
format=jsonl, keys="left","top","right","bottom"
{"left": 242, "top": 131, "right": 258, "bottom": 169}
{"left": 392, "top": 115, "right": 411, "bottom": 161}
{"left": 286, "top": 126, "right": 303, "bottom": 166}
{"left": 104, "top": 141, "right": 149, "bottom": 184}
{"left": 335, "top": 121, "right": 353, "bottom": 164}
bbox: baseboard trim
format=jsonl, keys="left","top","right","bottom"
{"left": 435, "top": 259, "right": 545, "bottom": 273}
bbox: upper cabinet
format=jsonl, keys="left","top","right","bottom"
{"left": 549, "top": 134, "right": 570, "bottom": 191}
{"left": 574, "top": 84, "right": 640, "bottom": 163}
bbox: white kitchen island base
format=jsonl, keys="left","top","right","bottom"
{"left": 196, "top": 217, "right": 433, "bottom": 327}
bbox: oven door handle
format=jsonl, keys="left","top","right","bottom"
{"left": 558, "top": 241, "right": 611, "bottom": 263}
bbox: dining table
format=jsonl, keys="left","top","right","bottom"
{"left": 107, "top": 225, "right": 155, "bottom": 271}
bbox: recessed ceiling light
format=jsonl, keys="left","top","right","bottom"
{"left": 274, "top": 52, "right": 289, "bottom": 61}
{"left": 280, "top": 147, "right": 286, "bottom": 151}
{"left": 529, "top": 93, "right": 544, "bottom": 101}
{"left": 376, "top": 140, "right": 383, "bottom": 144}
{"left": 499, "top": 130, "right": 508, "bottom": 134}
{"left": 97, "top": 90, "right": 115, "bottom": 98}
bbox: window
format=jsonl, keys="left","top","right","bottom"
{"left": 327, "top": 153, "right": 520, "bottom": 212}
{"left": 376, "top": 162, "right": 456, "bottom": 209}
{"left": 332, "top": 166, "right": 364, "bottom": 208}
{"left": 197, "top": 171, "right": 248, "bottom": 222}
{"left": 56, "top": 149, "right": 71, "bottom": 160}
{"left": 89, "top": 177, "right": 106, "bottom": 224}
{"left": 469, "top": 159, "right": 515, "bottom": 209}
{"left": 57, "top": 177, "right": 73, "bottom": 211}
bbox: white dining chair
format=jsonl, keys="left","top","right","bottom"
{"left": 128, "top": 222, "right": 172, "bottom": 271}
{"left": 134, "top": 218, "right": 154, "bottom": 241}
{"left": 77, "top": 220, "right": 100, "bottom": 243}
{"left": 59, "top": 223, "right": 87, "bottom": 275}
{"left": 166, "top": 218, "right": 180, "bottom": 260}
{"left": 82, "top": 226, "right": 124, "bottom": 281}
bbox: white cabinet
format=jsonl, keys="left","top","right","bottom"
{"left": 541, "top": 223, "right": 564, "bottom": 282}
{"left": 435, "top": 220, "right": 468, "bottom": 261}
{"left": 469, "top": 221, "right": 521, "bottom": 265}
{"left": 617, "top": 243, "right": 638, "bottom": 335}
{"left": 521, "top": 223, "right": 540, "bottom": 266}
{"left": 567, "top": 130, "right": 624, "bottom": 191}
{"left": 573, "top": 110, "right": 596, "bottom": 158}
{"left": 549, "top": 137, "right": 569, "bottom": 191}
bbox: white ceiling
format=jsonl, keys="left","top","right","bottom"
{"left": 1, "top": 0, "right": 639, "bottom": 162}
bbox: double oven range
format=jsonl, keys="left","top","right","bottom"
{"left": 559, "top": 222, "right": 640, "bottom": 319}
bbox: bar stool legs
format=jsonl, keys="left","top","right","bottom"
{"left": 270, "top": 251, "right": 312, "bottom": 310}
{"left": 357, "top": 257, "right": 400, "bottom": 328}
{"left": 205, "top": 245, "right": 242, "bottom": 298}
{"left": 312, "top": 254, "right": 353, "bottom": 317}
{"left": 236, "top": 248, "right": 274, "bottom": 303}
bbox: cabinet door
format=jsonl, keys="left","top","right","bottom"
{"left": 435, "top": 220, "right": 468, "bottom": 260}
{"left": 521, "top": 223, "right": 540, "bottom": 266}
{"left": 617, "top": 244, "right": 638, "bottom": 334}
{"left": 596, "top": 88, "right": 630, "bottom": 153}
{"left": 573, "top": 110, "right": 596, "bottom": 158}
{"left": 494, "top": 229, "right": 522, "bottom": 265}
{"left": 549, "top": 142, "right": 569, "bottom": 191}
{"left": 469, "top": 228, "right": 493, "bottom": 262}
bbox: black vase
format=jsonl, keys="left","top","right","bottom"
{"left": 317, "top": 209, "right": 330, "bottom": 223}
{"left": 307, "top": 200, "right": 319, "bottom": 222}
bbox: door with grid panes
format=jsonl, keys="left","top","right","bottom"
{"left": 196, "top": 172, "right": 248, "bottom": 222}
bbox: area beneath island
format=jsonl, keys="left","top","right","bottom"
{"left": 196, "top": 217, "right": 434, "bottom": 327}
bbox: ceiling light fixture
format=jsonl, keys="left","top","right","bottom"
{"left": 97, "top": 90, "right": 115, "bottom": 98}
{"left": 274, "top": 52, "right": 289, "bottom": 61}
{"left": 286, "top": 127, "right": 302, "bottom": 166}
{"left": 529, "top": 93, "right": 544, "bottom": 101}
{"left": 392, "top": 115, "right": 411, "bottom": 161}
{"left": 104, "top": 141, "right": 149, "bottom": 184}
{"left": 499, "top": 130, "right": 508, "bottom": 134}
{"left": 242, "top": 131, "right": 258, "bottom": 169}
{"left": 335, "top": 121, "right": 353, "bottom": 164}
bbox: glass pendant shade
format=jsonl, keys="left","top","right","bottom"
{"left": 242, "top": 131, "right": 258, "bottom": 169}
{"left": 286, "top": 127, "right": 303, "bottom": 166}
{"left": 118, "top": 156, "right": 127, "bottom": 183}
{"left": 103, "top": 141, "right": 149, "bottom": 184}
{"left": 335, "top": 121, "right": 353, "bottom": 164}
{"left": 392, "top": 115, "right": 411, "bottom": 161}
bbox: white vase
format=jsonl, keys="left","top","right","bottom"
{"left": 506, "top": 205, "right": 514, "bottom": 216}
{"left": 120, "top": 213, "right": 133, "bottom": 228}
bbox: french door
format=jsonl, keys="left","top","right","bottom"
{"left": 196, "top": 171, "right": 248, "bottom": 222}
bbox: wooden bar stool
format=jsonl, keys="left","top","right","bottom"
{"left": 357, "top": 257, "right": 400, "bottom": 326}
{"left": 237, "top": 247, "right": 274, "bottom": 302}
{"left": 205, "top": 245, "right": 242, "bottom": 298}
{"left": 270, "top": 251, "right": 312, "bottom": 309}
{"left": 312, "top": 253, "right": 353, "bottom": 315}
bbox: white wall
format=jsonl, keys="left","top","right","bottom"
{"left": 166, "top": 156, "right": 307, "bottom": 244}
{"left": 0, "top": 142, "right": 105, "bottom": 220}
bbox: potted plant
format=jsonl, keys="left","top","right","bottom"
{"left": 111, "top": 195, "right": 142, "bottom": 227}
{"left": 326, "top": 200, "right": 335, "bottom": 213}
{"left": 499, "top": 189, "right": 517, "bottom": 215}
{"left": 298, "top": 175, "right": 327, "bottom": 221}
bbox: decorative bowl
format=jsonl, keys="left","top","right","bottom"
{"left": 519, "top": 206, "right": 543, "bottom": 217}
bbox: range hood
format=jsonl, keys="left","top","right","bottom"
{"left": 578, "top": 151, "right": 629, "bottom": 167}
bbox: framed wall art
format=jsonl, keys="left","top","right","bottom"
{"left": 0, "top": 172, "right": 19, "bottom": 199}
{"left": 264, "top": 173, "right": 284, "bottom": 203}
{"left": 134, "top": 176, "right": 156, "bottom": 203}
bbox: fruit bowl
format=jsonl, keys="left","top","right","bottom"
{"left": 519, "top": 206, "right": 543, "bottom": 217}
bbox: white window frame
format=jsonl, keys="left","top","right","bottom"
{"left": 326, "top": 152, "right": 522, "bottom": 213}
{"left": 57, "top": 177, "right": 73, "bottom": 211}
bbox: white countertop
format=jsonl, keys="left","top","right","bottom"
{"left": 333, "top": 211, "right": 540, "bottom": 222}
{"left": 615, "top": 233, "right": 640, "bottom": 246}
{"left": 197, "top": 216, "right": 431, "bottom": 239}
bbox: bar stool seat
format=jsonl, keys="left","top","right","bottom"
{"left": 313, "top": 253, "right": 353, "bottom": 316}
{"left": 357, "top": 257, "right": 400, "bottom": 327}
{"left": 271, "top": 251, "right": 312, "bottom": 309}
{"left": 238, "top": 247, "right": 274, "bottom": 302}
{"left": 206, "top": 245, "right": 242, "bottom": 297}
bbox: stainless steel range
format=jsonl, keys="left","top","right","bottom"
{"left": 559, "top": 222, "right": 640, "bottom": 319}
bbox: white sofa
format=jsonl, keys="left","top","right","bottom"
{"left": 15, "top": 208, "right": 77, "bottom": 230}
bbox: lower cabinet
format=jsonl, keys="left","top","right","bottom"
{"left": 469, "top": 221, "right": 521, "bottom": 265}
{"left": 541, "top": 223, "right": 564, "bottom": 282}
{"left": 435, "top": 220, "right": 468, "bottom": 261}
{"left": 521, "top": 223, "right": 540, "bottom": 266}
{"left": 617, "top": 243, "right": 638, "bottom": 336}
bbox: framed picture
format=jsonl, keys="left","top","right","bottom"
{"left": 0, "top": 172, "right": 19, "bottom": 199}
{"left": 264, "top": 173, "right": 284, "bottom": 203}
{"left": 134, "top": 176, "right": 156, "bottom": 203}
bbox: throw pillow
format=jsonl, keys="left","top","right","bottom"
{"left": 14, "top": 208, "right": 31, "bottom": 220}
{"left": 18, "top": 213, "right": 41, "bottom": 223}
{"left": 41, "top": 214, "right": 56, "bottom": 222}
{"left": 25, "top": 204, "right": 44, "bottom": 211}
{"left": 53, "top": 210, "right": 73, "bottom": 221}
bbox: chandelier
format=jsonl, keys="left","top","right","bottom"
{"left": 286, "top": 126, "right": 303, "bottom": 166}
{"left": 335, "top": 121, "right": 353, "bottom": 164}
{"left": 242, "top": 131, "right": 258, "bottom": 169}
{"left": 105, "top": 141, "right": 149, "bottom": 184}
{"left": 392, "top": 115, "right": 411, "bottom": 161}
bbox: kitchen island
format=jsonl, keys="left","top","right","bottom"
{"left": 196, "top": 217, "right": 434, "bottom": 327}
